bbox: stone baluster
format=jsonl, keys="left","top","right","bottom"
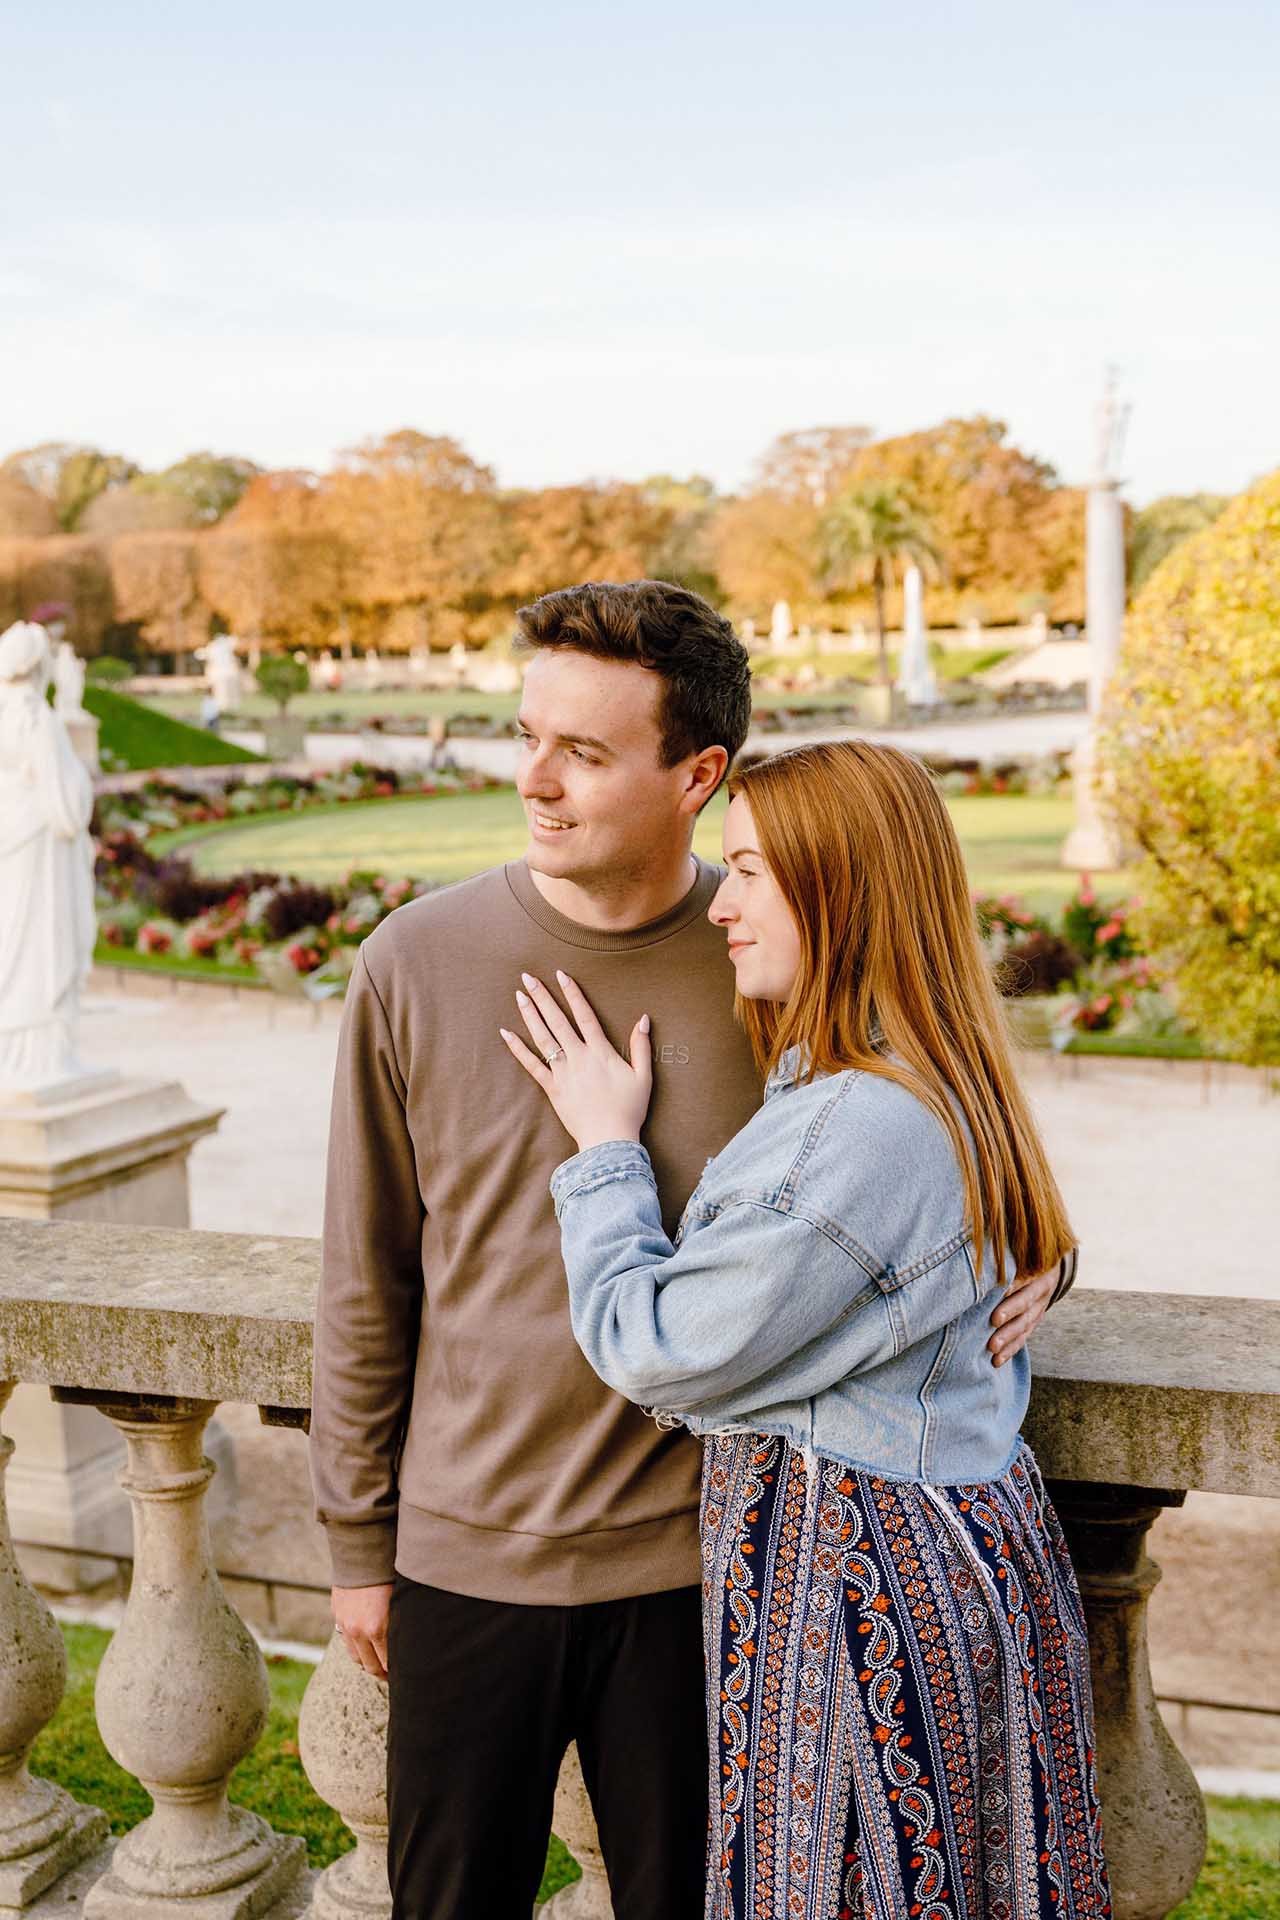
{"left": 0, "top": 1379, "right": 109, "bottom": 1907}
{"left": 541, "top": 1745, "right": 612, "bottom": 1918}
{"left": 1049, "top": 1480, "right": 1206, "bottom": 1920}
{"left": 49, "top": 1389, "right": 307, "bottom": 1919}
{"left": 297, "top": 1634, "right": 389, "bottom": 1918}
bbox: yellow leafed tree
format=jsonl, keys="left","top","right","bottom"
{"left": 1099, "top": 468, "right": 1280, "bottom": 1063}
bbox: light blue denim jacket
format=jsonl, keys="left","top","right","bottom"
{"left": 549, "top": 1052, "right": 1032, "bottom": 1484}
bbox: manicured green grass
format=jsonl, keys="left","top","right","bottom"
{"left": 31, "top": 1625, "right": 578, "bottom": 1902}
{"left": 1169, "top": 1797, "right": 1280, "bottom": 1919}
{"left": 86, "top": 687, "right": 262, "bottom": 772}
{"left": 176, "top": 787, "right": 1086, "bottom": 914}
{"left": 1066, "top": 1029, "right": 1208, "bottom": 1060}
{"left": 92, "top": 939, "right": 265, "bottom": 986}
{"left": 31, "top": 1626, "right": 1275, "bottom": 1915}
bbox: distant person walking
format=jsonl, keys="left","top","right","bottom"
{"left": 309, "top": 584, "right": 1068, "bottom": 1920}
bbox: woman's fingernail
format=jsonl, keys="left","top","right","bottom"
{"left": 556, "top": 969, "right": 569, "bottom": 983}
{"left": 499, "top": 1029, "right": 511, "bottom": 1041}
{"left": 522, "top": 972, "right": 537, "bottom": 990}
{"left": 516, "top": 990, "right": 529, "bottom": 1005}
{"left": 640, "top": 1013, "right": 651, "bottom": 1033}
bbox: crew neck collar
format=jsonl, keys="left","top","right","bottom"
{"left": 505, "top": 857, "right": 721, "bottom": 952}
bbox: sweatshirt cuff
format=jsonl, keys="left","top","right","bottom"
{"left": 550, "top": 1140, "right": 656, "bottom": 1216}
{"left": 322, "top": 1517, "right": 399, "bottom": 1587}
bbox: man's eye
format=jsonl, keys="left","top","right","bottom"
{"left": 569, "top": 748, "right": 595, "bottom": 764}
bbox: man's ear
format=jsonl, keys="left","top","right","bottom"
{"left": 680, "top": 745, "right": 729, "bottom": 816}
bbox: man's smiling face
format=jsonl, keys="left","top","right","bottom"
{"left": 516, "top": 649, "right": 700, "bottom": 891}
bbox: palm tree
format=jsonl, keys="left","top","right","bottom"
{"left": 817, "top": 483, "right": 945, "bottom": 686}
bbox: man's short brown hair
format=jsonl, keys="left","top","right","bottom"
{"left": 514, "top": 580, "right": 752, "bottom": 771}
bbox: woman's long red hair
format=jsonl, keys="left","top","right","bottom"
{"left": 731, "top": 741, "right": 1074, "bottom": 1283}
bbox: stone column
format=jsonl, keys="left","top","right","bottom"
{"left": 1049, "top": 1481, "right": 1205, "bottom": 1920}
{"left": 1062, "top": 379, "right": 1128, "bottom": 872}
{"left": 297, "top": 1636, "right": 389, "bottom": 1919}
{"left": 56, "top": 1390, "right": 307, "bottom": 1920}
{"left": 540, "top": 1746, "right": 612, "bottom": 1918}
{"left": 0, "top": 1380, "right": 109, "bottom": 1907}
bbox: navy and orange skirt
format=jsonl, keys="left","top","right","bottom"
{"left": 700, "top": 1432, "right": 1112, "bottom": 1919}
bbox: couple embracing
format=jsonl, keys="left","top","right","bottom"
{"left": 309, "top": 580, "right": 1110, "bottom": 1920}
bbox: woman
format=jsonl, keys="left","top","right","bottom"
{"left": 501, "top": 740, "right": 1110, "bottom": 1920}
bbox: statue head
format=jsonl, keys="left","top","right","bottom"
{"left": 0, "top": 621, "right": 52, "bottom": 693}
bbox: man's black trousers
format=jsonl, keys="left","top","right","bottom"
{"left": 386, "top": 1573, "right": 707, "bottom": 1920}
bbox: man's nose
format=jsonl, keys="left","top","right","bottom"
{"left": 518, "top": 747, "right": 562, "bottom": 798}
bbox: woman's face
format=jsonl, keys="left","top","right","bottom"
{"left": 709, "top": 794, "right": 803, "bottom": 1000}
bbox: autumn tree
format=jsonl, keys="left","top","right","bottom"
{"left": 110, "top": 532, "right": 206, "bottom": 656}
{"left": 501, "top": 484, "right": 672, "bottom": 608}
{"left": 640, "top": 475, "right": 721, "bottom": 600}
{"left": 0, "top": 535, "right": 114, "bottom": 651}
{"left": 337, "top": 429, "right": 495, "bottom": 493}
{"left": 2, "top": 443, "right": 137, "bottom": 530}
{"left": 707, "top": 490, "right": 819, "bottom": 617}
{"left": 1128, "top": 493, "right": 1229, "bottom": 593}
{"left": 1099, "top": 468, "right": 1280, "bottom": 1062}
{"left": 753, "top": 426, "right": 873, "bottom": 504}
{"left": 818, "top": 483, "right": 944, "bottom": 683}
{"left": 0, "top": 474, "right": 59, "bottom": 538}
{"left": 84, "top": 452, "right": 261, "bottom": 538}
{"left": 846, "top": 417, "right": 1079, "bottom": 623}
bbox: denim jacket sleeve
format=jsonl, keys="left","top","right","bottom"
{"left": 549, "top": 1138, "right": 977, "bottom": 1416}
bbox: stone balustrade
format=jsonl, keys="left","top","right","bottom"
{"left": 0, "top": 1219, "right": 1277, "bottom": 1920}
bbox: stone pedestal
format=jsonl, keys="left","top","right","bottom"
{"left": 0, "top": 1074, "right": 223, "bottom": 1590}
{"left": 1061, "top": 728, "right": 1124, "bottom": 873}
{"left": 1049, "top": 1481, "right": 1206, "bottom": 1920}
{"left": 0, "top": 1073, "right": 223, "bottom": 1223}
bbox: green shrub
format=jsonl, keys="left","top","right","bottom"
{"left": 1100, "top": 469, "right": 1280, "bottom": 1064}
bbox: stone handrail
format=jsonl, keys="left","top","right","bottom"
{"left": 1, "top": 1218, "right": 1277, "bottom": 1920}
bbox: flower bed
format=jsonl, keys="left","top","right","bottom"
{"left": 93, "top": 764, "right": 506, "bottom": 994}
{"left": 977, "top": 879, "right": 1193, "bottom": 1050}
{"left": 94, "top": 762, "right": 500, "bottom": 841}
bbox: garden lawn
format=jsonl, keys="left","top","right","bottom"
{"left": 31, "top": 1625, "right": 1278, "bottom": 1915}
{"left": 87, "top": 687, "right": 262, "bottom": 772}
{"left": 32, "top": 1625, "right": 579, "bottom": 1903}
{"left": 176, "top": 787, "right": 1082, "bottom": 915}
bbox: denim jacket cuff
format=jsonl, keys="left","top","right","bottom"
{"left": 550, "top": 1140, "right": 656, "bottom": 1216}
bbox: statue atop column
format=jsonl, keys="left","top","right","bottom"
{"left": 0, "top": 622, "right": 97, "bottom": 1092}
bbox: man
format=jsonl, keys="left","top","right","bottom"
{"left": 309, "top": 580, "right": 1067, "bottom": 1920}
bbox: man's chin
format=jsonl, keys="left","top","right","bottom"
{"left": 524, "top": 835, "right": 585, "bottom": 879}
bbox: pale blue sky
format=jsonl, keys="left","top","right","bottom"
{"left": 3, "top": 1, "right": 1277, "bottom": 504}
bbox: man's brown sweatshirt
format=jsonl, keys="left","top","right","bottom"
{"left": 310, "top": 857, "right": 763, "bottom": 1605}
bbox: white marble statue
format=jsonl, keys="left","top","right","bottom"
{"left": 770, "top": 600, "right": 792, "bottom": 650}
{"left": 204, "top": 633, "right": 244, "bottom": 711}
{"left": 53, "top": 641, "right": 87, "bottom": 716}
{"left": 897, "top": 566, "right": 938, "bottom": 707}
{"left": 0, "top": 623, "right": 97, "bottom": 1092}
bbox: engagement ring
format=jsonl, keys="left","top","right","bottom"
{"left": 544, "top": 1047, "right": 566, "bottom": 1066}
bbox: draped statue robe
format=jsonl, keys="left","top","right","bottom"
{"left": 0, "top": 664, "right": 96, "bottom": 1092}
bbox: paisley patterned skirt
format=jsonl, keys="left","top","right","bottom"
{"left": 700, "top": 1433, "right": 1111, "bottom": 1920}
